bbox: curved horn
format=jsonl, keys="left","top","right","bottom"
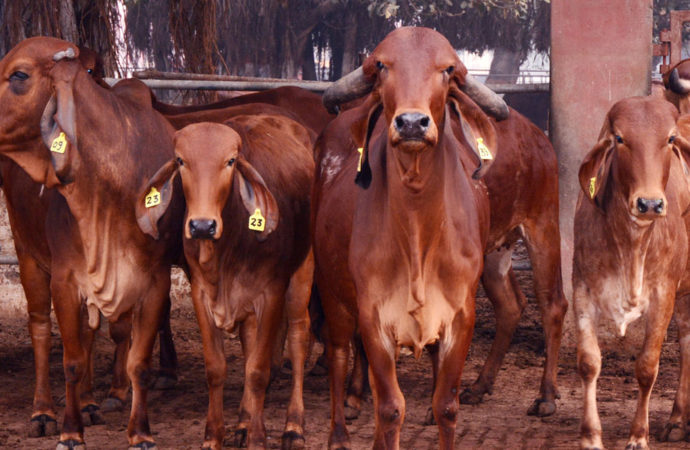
{"left": 667, "top": 68, "right": 690, "bottom": 95}
{"left": 461, "top": 73, "right": 510, "bottom": 121}
{"left": 323, "top": 67, "right": 374, "bottom": 114}
{"left": 53, "top": 47, "right": 76, "bottom": 62}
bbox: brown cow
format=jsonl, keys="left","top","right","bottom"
{"left": 663, "top": 59, "right": 690, "bottom": 113}
{"left": 0, "top": 43, "right": 159, "bottom": 437}
{"left": 0, "top": 37, "right": 184, "bottom": 448}
{"left": 137, "top": 117, "right": 314, "bottom": 449}
{"left": 313, "top": 27, "right": 509, "bottom": 449}
{"left": 574, "top": 96, "right": 690, "bottom": 449}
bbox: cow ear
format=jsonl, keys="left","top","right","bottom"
{"left": 40, "top": 58, "right": 80, "bottom": 184}
{"left": 673, "top": 116, "right": 690, "bottom": 186}
{"left": 578, "top": 127, "right": 615, "bottom": 211}
{"left": 350, "top": 98, "right": 383, "bottom": 189}
{"left": 448, "top": 86, "right": 499, "bottom": 179}
{"left": 135, "top": 159, "right": 178, "bottom": 239}
{"left": 235, "top": 155, "right": 279, "bottom": 242}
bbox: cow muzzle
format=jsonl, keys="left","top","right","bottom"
{"left": 390, "top": 110, "right": 438, "bottom": 151}
{"left": 630, "top": 195, "right": 667, "bottom": 221}
{"left": 188, "top": 218, "right": 218, "bottom": 240}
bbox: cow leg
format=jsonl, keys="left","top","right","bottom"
{"left": 423, "top": 342, "right": 440, "bottom": 426}
{"left": 240, "top": 287, "right": 286, "bottom": 449}
{"left": 152, "top": 295, "right": 178, "bottom": 390}
{"left": 235, "top": 316, "right": 258, "bottom": 448}
{"left": 126, "top": 274, "right": 170, "bottom": 448}
{"left": 344, "top": 335, "right": 368, "bottom": 420}
{"left": 19, "top": 252, "right": 59, "bottom": 438}
{"left": 627, "top": 294, "right": 675, "bottom": 450}
{"left": 76, "top": 307, "right": 105, "bottom": 427}
{"left": 102, "top": 313, "right": 132, "bottom": 413}
{"left": 281, "top": 251, "right": 313, "bottom": 449}
{"left": 460, "top": 246, "right": 525, "bottom": 406}
{"left": 359, "top": 312, "right": 404, "bottom": 450}
{"left": 523, "top": 220, "right": 568, "bottom": 417}
{"left": 660, "top": 293, "right": 690, "bottom": 442}
{"left": 51, "top": 282, "right": 88, "bottom": 448}
{"left": 189, "top": 280, "right": 226, "bottom": 450}
{"left": 576, "top": 300, "right": 603, "bottom": 450}
{"left": 434, "top": 307, "right": 475, "bottom": 450}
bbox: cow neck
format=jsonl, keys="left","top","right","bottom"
{"left": 0, "top": 138, "right": 61, "bottom": 187}
{"left": 605, "top": 186, "right": 660, "bottom": 308}
{"left": 381, "top": 112, "right": 454, "bottom": 312}
{"left": 56, "top": 74, "right": 172, "bottom": 320}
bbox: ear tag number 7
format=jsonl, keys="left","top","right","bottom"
{"left": 356, "top": 147, "right": 364, "bottom": 172}
{"left": 249, "top": 208, "right": 265, "bottom": 232}
{"left": 145, "top": 187, "right": 161, "bottom": 208}
{"left": 50, "top": 132, "right": 67, "bottom": 154}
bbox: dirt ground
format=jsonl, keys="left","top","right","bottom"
{"left": 0, "top": 250, "right": 687, "bottom": 449}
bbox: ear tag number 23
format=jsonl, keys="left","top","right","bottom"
{"left": 249, "top": 208, "right": 266, "bottom": 232}
{"left": 145, "top": 187, "right": 161, "bottom": 208}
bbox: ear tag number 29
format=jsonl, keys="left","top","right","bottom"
{"left": 145, "top": 187, "right": 161, "bottom": 208}
{"left": 50, "top": 132, "right": 67, "bottom": 154}
{"left": 249, "top": 208, "right": 265, "bottom": 232}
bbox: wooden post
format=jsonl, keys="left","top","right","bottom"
{"left": 551, "top": 0, "right": 652, "bottom": 343}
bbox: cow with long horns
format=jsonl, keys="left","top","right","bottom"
{"left": 312, "top": 27, "right": 509, "bottom": 449}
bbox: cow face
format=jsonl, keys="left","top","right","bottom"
{"left": 579, "top": 97, "right": 687, "bottom": 224}
{"left": 136, "top": 122, "right": 278, "bottom": 242}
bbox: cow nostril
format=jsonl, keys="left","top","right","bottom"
{"left": 636, "top": 198, "right": 648, "bottom": 214}
{"left": 420, "top": 116, "right": 430, "bottom": 128}
{"left": 395, "top": 116, "right": 405, "bottom": 131}
{"left": 208, "top": 220, "right": 217, "bottom": 236}
{"left": 189, "top": 221, "right": 198, "bottom": 234}
{"left": 653, "top": 199, "right": 664, "bottom": 214}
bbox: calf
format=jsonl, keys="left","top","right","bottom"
{"left": 137, "top": 117, "right": 314, "bottom": 449}
{"left": 574, "top": 96, "right": 690, "bottom": 449}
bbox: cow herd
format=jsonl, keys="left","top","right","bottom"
{"left": 0, "top": 25, "right": 689, "bottom": 450}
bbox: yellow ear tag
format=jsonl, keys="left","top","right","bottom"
{"left": 50, "top": 132, "right": 67, "bottom": 154}
{"left": 477, "top": 138, "right": 493, "bottom": 160}
{"left": 589, "top": 177, "right": 596, "bottom": 199}
{"left": 248, "top": 208, "right": 266, "bottom": 232}
{"left": 356, "top": 147, "right": 364, "bottom": 172}
{"left": 145, "top": 187, "right": 161, "bottom": 208}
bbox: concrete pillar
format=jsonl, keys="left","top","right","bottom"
{"left": 551, "top": 0, "right": 652, "bottom": 343}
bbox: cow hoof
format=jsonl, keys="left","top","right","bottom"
{"left": 624, "top": 443, "right": 648, "bottom": 450}
{"left": 80, "top": 404, "right": 105, "bottom": 426}
{"left": 527, "top": 398, "right": 556, "bottom": 417}
{"left": 56, "top": 439, "right": 86, "bottom": 450}
{"left": 658, "top": 422, "right": 686, "bottom": 442}
{"left": 100, "top": 397, "right": 124, "bottom": 413}
{"left": 458, "top": 388, "right": 484, "bottom": 405}
{"left": 28, "top": 414, "right": 59, "bottom": 437}
{"left": 422, "top": 407, "right": 436, "bottom": 426}
{"left": 343, "top": 404, "right": 360, "bottom": 420}
{"left": 152, "top": 374, "right": 177, "bottom": 390}
{"left": 233, "top": 428, "right": 248, "bottom": 448}
{"left": 281, "top": 430, "right": 305, "bottom": 449}
{"left": 128, "top": 441, "right": 157, "bottom": 449}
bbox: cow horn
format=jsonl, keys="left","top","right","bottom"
{"left": 461, "top": 73, "right": 510, "bottom": 120}
{"left": 53, "top": 47, "right": 76, "bottom": 62}
{"left": 323, "top": 67, "right": 374, "bottom": 114}
{"left": 667, "top": 68, "right": 690, "bottom": 95}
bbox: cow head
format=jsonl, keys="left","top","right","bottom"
{"left": 0, "top": 37, "right": 106, "bottom": 186}
{"left": 664, "top": 59, "right": 690, "bottom": 114}
{"left": 136, "top": 122, "right": 278, "bottom": 241}
{"left": 322, "top": 27, "right": 507, "bottom": 189}
{"left": 578, "top": 96, "right": 690, "bottom": 225}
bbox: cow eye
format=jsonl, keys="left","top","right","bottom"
{"left": 445, "top": 66, "right": 455, "bottom": 75}
{"left": 669, "top": 135, "right": 676, "bottom": 144}
{"left": 87, "top": 68, "right": 93, "bottom": 74}
{"left": 9, "top": 71, "right": 28, "bottom": 81}
{"left": 376, "top": 61, "right": 385, "bottom": 70}
{"left": 176, "top": 157, "right": 184, "bottom": 166}
{"left": 615, "top": 135, "right": 624, "bottom": 144}
{"left": 227, "top": 158, "right": 236, "bottom": 167}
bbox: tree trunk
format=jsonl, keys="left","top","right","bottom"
{"left": 58, "top": 0, "right": 78, "bottom": 43}
{"left": 485, "top": 47, "right": 525, "bottom": 84}
{"left": 341, "top": 13, "right": 358, "bottom": 76}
